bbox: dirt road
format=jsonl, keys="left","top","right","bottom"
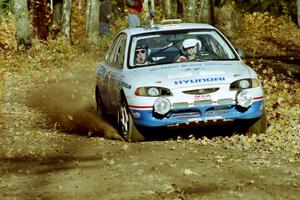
{"left": 0, "top": 59, "right": 299, "bottom": 200}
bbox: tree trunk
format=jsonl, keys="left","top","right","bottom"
{"left": 210, "top": 0, "right": 215, "bottom": 25}
{"left": 187, "top": 0, "right": 196, "bottom": 22}
{"left": 297, "top": 0, "right": 300, "bottom": 26}
{"left": 52, "top": 1, "right": 62, "bottom": 26}
{"left": 85, "top": 0, "right": 91, "bottom": 34}
{"left": 0, "top": 0, "right": 9, "bottom": 22}
{"left": 85, "top": 0, "right": 99, "bottom": 42}
{"left": 198, "top": 0, "right": 212, "bottom": 24}
{"left": 177, "top": 0, "right": 184, "bottom": 18}
{"left": 14, "top": 0, "right": 32, "bottom": 47}
{"left": 51, "top": 0, "right": 62, "bottom": 36}
{"left": 77, "top": 0, "right": 84, "bottom": 10}
{"left": 163, "top": 0, "right": 171, "bottom": 19}
{"left": 61, "top": 0, "right": 72, "bottom": 40}
{"left": 32, "top": 0, "right": 49, "bottom": 40}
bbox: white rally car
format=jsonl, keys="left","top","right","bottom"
{"left": 95, "top": 21, "right": 266, "bottom": 142}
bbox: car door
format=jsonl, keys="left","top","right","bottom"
{"left": 99, "top": 34, "right": 123, "bottom": 112}
{"left": 104, "top": 33, "right": 127, "bottom": 115}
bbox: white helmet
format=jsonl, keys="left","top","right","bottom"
{"left": 182, "top": 39, "right": 201, "bottom": 50}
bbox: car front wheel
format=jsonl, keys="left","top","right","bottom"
{"left": 118, "top": 100, "right": 144, "bottom": 142}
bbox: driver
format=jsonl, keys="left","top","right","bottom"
{"left": 176, "top": 39, "right": 201, "bottom": 62}
{"left": 135, "top": 45, "right": 149, "bottom": 65}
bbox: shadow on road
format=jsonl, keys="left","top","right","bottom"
{"left": 141, "top": 121, "right": 243, "bottom": 142}
{"left": 0, "top": 155, "right": 101, "bottom": 174}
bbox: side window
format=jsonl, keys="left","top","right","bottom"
{"left": 116, "top": 36, "right": 126, "bottom": 68}
{"left": 106, "top": 33, "right": 127, "bottom": 68}
{"left": 106, "top": 34, "right": 122, "bottom": 64}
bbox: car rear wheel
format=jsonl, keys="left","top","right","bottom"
{"left": 247, "top": 107, "right": 267, "bottom": 135}
{"left": 118, "top": 100, "right": 144, "bottom": 142}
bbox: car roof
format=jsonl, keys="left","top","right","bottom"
{"left": 122, "top": 23, "right": 216, "bottom": 36}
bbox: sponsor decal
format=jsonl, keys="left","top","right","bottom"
{"left": 205, "top": 110, "right": 230, "bottom": 119}
{"left": 150, "top": 65, "right": 180, "bottom": 71}
{"left": 174, "top": 77, "right": 225, "bottom": 85}
{"left": 131, "top": 111, "right": 141, "bottom": 119}
{"left": 122, "top": 82, "right": 132, "bottom": 89}
{"left": 194, "top": 94, "right": 212, "bottom": 101}
{"left": 97, "top": 65, "right": 106, "bottom": 76}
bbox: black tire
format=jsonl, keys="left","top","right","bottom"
{"left": 118, "top": 100, "right": 145, "bottom": 142}
{"left": 247, "top": 107, "right": 267, "bottom": 135}
{"left": 96, "top": 89, "right": 106, "bottom": 119}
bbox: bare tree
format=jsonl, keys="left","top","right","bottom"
{"left": 32, "top": 0, "right": 49, "bottom": 40}
{"left": 77, "top": 0, "right": 84, "bottom": 10}
{"left": 85, "top": 0, "right": 99, "bottom": 42}
{"left": 198, "top": 0, "right": 212, "bottom": 24}
{"left": 187, "top": 0, "right": 196, "bottom": 22}
{"left": 177, "top": 0, "right": 184, "bottom": 18}
{"left": 61, "top": 0, "right": 72, "bottom": 40}
{"left": 49, "top": 1, "right": 62, "bottom": 37}
{"left": 297, "top": 0, "right": 300, "bottom": 26}
{"left": 52, "top": 1, "right": 62, "bottom": 26}
{"left": 0, "top": 0, "right": 9, "bottom": 22}
{"left": 14, "top": 0, "right": 32, "bottom": 47}
{"left": 163, "top": 0, "right": 171, "bottom": 19}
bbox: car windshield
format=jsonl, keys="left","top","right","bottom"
{"left": 128, "top": 29, "right": 238, "bottom": 68}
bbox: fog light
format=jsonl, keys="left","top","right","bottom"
{"left": 154, "top": 97, "right": 171, "bottom": 115}
{"left": 237, "top": 90, "right": 253, "bottom": 108}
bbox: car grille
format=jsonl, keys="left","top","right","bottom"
{"left": 171, "top": 110, "right": 200, "bottom": 119}
{"left": 217, "top": 98, "right": 234, "bottom": 104}
{"left": 182, "top": 87, "right": 219, "bottom": 95}
{"left": 194, "top": 100, "right": 212, "bottom": 106}
{"left": 170, "top": 105, "right": 233, "bottom": 120}
{"left": 172, "top": 98, "right": 234, "bottom": 109}
{"left": 172, "top": 102, "right": 189, "bottom": 108}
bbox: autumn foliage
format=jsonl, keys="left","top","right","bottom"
{"left": 235, "top": 12, "right": 300, "bottom": 57}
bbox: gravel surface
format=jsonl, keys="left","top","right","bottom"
{"left": 0, "top": 58, "right": 299, "bottom": 200}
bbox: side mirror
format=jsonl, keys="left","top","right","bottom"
{"left": 236, "top": 49, "right": 245, "bottom": 59}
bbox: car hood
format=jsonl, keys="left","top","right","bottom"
{"left": 125, "top": 61, "right": 254, "bottom": 89}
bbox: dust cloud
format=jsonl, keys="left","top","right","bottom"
{"left": 26, "top": 70, "right": 123, "bottom": 140}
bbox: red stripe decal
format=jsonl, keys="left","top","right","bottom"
{"left": 253, "top": 96, "right": 263, "bottom": 100}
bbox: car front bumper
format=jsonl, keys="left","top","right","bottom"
{"left": 130, "top": 100, "right": 264, "bottom": 127}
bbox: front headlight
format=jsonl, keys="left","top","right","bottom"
{"left": 230, "top": 79, "right": 260, "bottom": 90}
{"left": 135, "top": 87, "right": 172, "bottom": 97}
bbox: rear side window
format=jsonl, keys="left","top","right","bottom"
{"left": 106, "top": 33, "right": 127, "bottom": 68}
